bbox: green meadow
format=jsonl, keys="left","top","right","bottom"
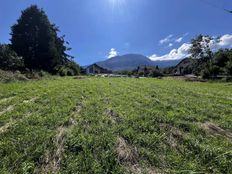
{"left": 0, "top": 77, "right": 231, "bottom": 174}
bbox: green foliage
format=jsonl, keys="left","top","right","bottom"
{"left": 55, "top": 61, "right": 80, "bottom": 76}
{"left": 213, "top": 49, "right": 231, "bottom": 67}
{"left": 162, "top": 67, "right": 175, "bottom": 75}
{"left": 201, "top": 66, "right": 211, "bottom": 79}
{"left": 225, "top": 59, "right": 232, "bottom": 75}
{"left": 0, "top": 44, "right": 24, "bottom": 70}
{"left": 150, "top": 69, "right": 163, "bottom": 77}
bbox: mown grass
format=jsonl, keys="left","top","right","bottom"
{"left": 0, "top": 77, "right": 231, "bottom": 174}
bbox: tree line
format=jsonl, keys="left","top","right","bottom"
{"left": 188, "top": 35, "right": 232, "bottom": 78}
{"left": 155, "top": 35, "right": 232, "bottom": 79}
{"left": 0, "top": 5, "right": 80, "bottom": 76}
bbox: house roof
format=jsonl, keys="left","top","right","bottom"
{"left": 87, "top": 63, "right": 105, "bottom": 70}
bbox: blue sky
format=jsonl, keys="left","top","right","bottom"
{"left": 0, "top": 0, "right": 232, "bottom": 65}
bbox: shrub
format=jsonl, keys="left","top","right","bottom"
{"left": 225, "top": 60, "right": 232, "bottom": 76}
{"left": 0, "top": 69, "right": 28, "bottom": 83}
{"left": 201, "top": 68, "right": 210, "bottom": 79}
{"left": 150, "top": 70, "right": 163, "bottom": 78}
{"left": 0, "top": 44, "right": 24, "bottom": 70}
{"left": 38, "top": 70, "right": 50, "bottom": 77}
{"left": 55, "top": 60, "right": 80, "bottom": 76}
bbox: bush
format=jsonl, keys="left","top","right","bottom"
{"left": 0, "top": 69, "right": 28, "bottom": 83}
{"left": 55, "top": 60, "right": 80, "bottom": 76}
{"left": 0, "top": 44, "right": 24, "bottom": 71}
{"left": 201, "top": 68, "right": 210, "bottom": 79}
{"left": 38, "top": 70, "right": 50, "bottom": 77}
{"left": 56, "top": 66, "right": 67, "bottom": 76}
{"left": 150, "top": 70, "right": 163, "bottom": 78}
{"left": 225, "top": 60, "right": 232, "bottom": 76}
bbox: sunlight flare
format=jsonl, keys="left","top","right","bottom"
{"left": 108, "top": 0, "right": 126, "bottom": 13}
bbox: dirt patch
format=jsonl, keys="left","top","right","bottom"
{"left": 0, "top": 105, "right": 14, "bottom": 116}
{"left": 201, "top": 122, "right": 232, "bottom": 141}
{"left": 105, "top": 109, "right": 121, "bottom": 124}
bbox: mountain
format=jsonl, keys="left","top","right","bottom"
{"left": 95, "top": 54, "right": 182, "bottom": 71}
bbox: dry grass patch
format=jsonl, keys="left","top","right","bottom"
{"left": 41, "top": 118, "right": 77, "bottom": 174}
{"left": 23, "top": 97, "right": 38, "bottom": 104}
{"left": 0, "top": 97, "right": 14, "bottom": 104}
{"left": 40, "top": 103, "right": 83, "bottom": 173}
{"left": 0, "top": 105, "right": 14, "bottom": 116}
{"left": 0, "top": 112, "right": 32, "bottom": 134}
{"left": 105, "top": 109, "right": 121, "bottom": 124}
{"left": 116, "top": 136, "right": 138, "bottom": 165}
{"left": 201, "top": 122, "right": 232, "bottom": 141}
{"left": 116, "top": 136, "right": 162, "bottom": 173}
{"left": 0, "top": 118, "right": 16, "bottom": 133}
{"left": 160, "top": 123, "right": 183, "bottom": 148}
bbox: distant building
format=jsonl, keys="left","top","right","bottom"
{"left": 85, "top": 63, "right": 112, "bottom": 74}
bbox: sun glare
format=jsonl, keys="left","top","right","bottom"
{"left": 108, "top": 0, "right": 126, "bottom": 13}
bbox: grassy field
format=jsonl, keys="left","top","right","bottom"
{"left": 0, "top": 77, "right": 231, "bottom": 174}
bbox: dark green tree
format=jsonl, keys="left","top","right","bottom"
{"left": 225, "top": 60, "right": 232, "bottom": 75}
{"left": 11, "top": 5, "right": 75, "bottom": 73}
{"left": 213, "top": 49, "right": 230, "bottom": 67}
{"left": 144, "top": 65, "right": 149, "bottom": 77}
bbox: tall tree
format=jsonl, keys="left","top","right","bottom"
{"left": 11, "top": 5, "right": 70, "bottom": 72}
{"left": 189, "top": 35, "right": 213, "bottom": 59}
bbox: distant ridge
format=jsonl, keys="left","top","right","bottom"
{"left": 94, "top": 54, "right": 182, "bottom": 71}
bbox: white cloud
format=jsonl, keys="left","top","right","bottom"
{"left": 218, "top": 34, "right": 232, "bottom": 47}
{"left": 150, "top": 34, "right": 232, "bottom": 61}
{"left": 149, "top": 43, "right": 192, "bottom": 61}
{"left": 168, "top": 43, "right": 173, "bottom": 47}
{"left": 160, "top": 33, "right": 189, "bottom": 46}
{"left": 209, "top": 34, "right": 232, "bottom": 51}
{"left": 159, "top": 34, "right": 173, "bottom": 45}
{"left": 175, "top": 33, "right": 189, "bottom": 43}
{"left": 175, "top": 37, "right": 183, "bottom": 43}
{"left": 107, "top": 48, "right": 118, "bottom": 58}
